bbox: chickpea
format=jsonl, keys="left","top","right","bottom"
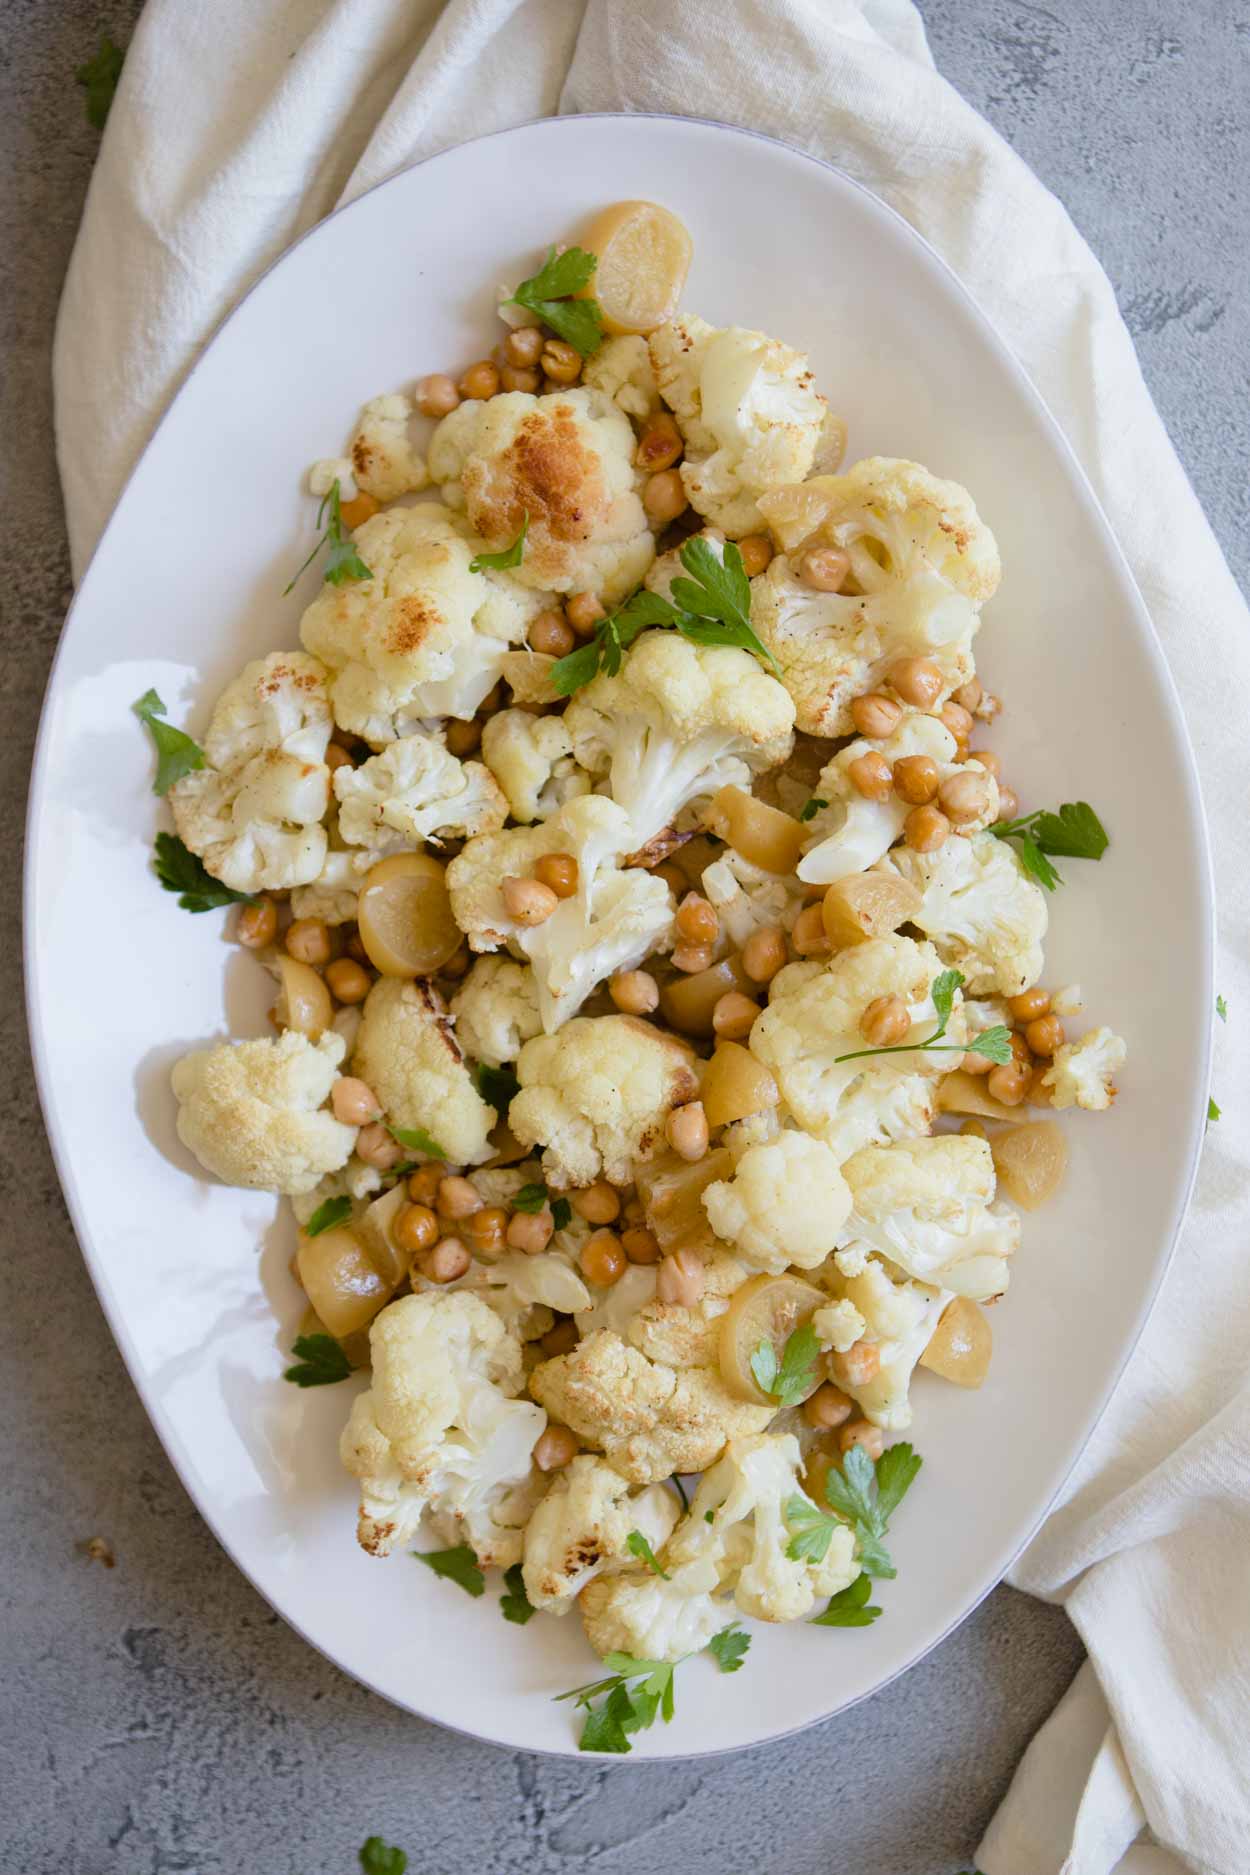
{"left": 657, "top": 1248, "right": 706, "bottom": 1307}
{"left": 892, "top": 754, "right": 940, "bottom": 806}
{"left": 503, "top": 325, "right": 544, "bottom": 368}
{"left": 644, "top": 468, "right": 687, "bottom": 525}
{"left": 736, "top": 534, "right": 773, "bottom": 578}
{"left": 635, "top": 412, "right": 683, "bottom": 472}
{"left": 621, "top": 1226, "right": 661, "bottom": 1265}
{"left": 324, "top": 742, "right": 354, "bottom": 773}
{"left": 445, "top": 718, "right": 482, "bottom": 756}
{"left": 286, "top": 917, "right": 333, "bottom": 966}
{"left": 1008, "top": 987, "right": 1050, "bottom": 1023}
{"left": 987, "top": 1060, "right": 1031, "bottom": 1106}
{"left": 501, "top": 876, "right": 559, "bottom": 925}
{"left": 533, "top": 1424, "right": 580, "bottom": 1471}
{"left": 534, "top": 853, "right": 579, "bottom": 899}
{"left": 339, "top": 491, "right": 379, "bottom": 531}
{"left": 665, "top": 1100, "right": 709, "bottom": 1162}
{"left": 464, "top": 1206, "right": 508, "bottom": 1254}
{"left": 356, "top": 1122, "right": 403, "bottom": 1170}
{"left": 847, "top": 751, "right": 894, "bottom": 802}
{"left": 953, "top": 677, "right": 983, "bottom": 714}
{"left": 459, "top": 359, "right": 500, "bottom": 400}
{"left": 326, "top": 958, "right": 371, "bottom": 1005}
{"left": 610, "top": 969, "right": 659, "bottom": 1015}
{"left": 676, "top": 892, "right": 719, "bottom": 946}
{"left": 565, "top": 591, "right": 605, "bottom": 636}
{"left": 500, "top": 364, "right": 540, "bottom": 394}
{"left": 394, "top": 1203, "right": 439, "bottom": 1256}
{"left": 331, "top": 1076, "right": 380, "bottom": 1126}
{"left": 1010, "top": 1031, "right": 1034, "bottom": 1068}
{"left": 436, "top": 1175, "right": 483, "bottom": 1221}
{"left": 671, "top": 942, "right": 715, "bottom": 974}
{"left": 346, "top": 929, "right": 370, "bottom": 965}
{"left": 407, "top": 1164, "right": 445, "bottom": 1206}
{"left": 1025, "top": 1014, "right": 1065, "bottom": 1057}
{"left": 235, "top": 897, "right": 277, "bottom": 949}
{"left": 802, "top": 1383, "right": 854, "bottom": 1431}
{"left": 541, "top": 338, "right": 582, "bottom": 384}
{"left": 507, "top": 1207, "right": 554, "bottom": 1254}
{"left": 940, "top": 699, "right": 974, "bottom": 746}
{"left": 540, "top": 1317, "right": 579, "bottom": 1358}
{"left": 904, "top": 804, "right": 950, "bottom": 853}
{"left": 995, "top": 786, "right": 1020, "bottom": 823}
{"left": 850, "top": 693, "right": 903, "bottom": 740}
{"left": 938, "top": 770, "right": 993, "bottom": 827}
{"left": 580, "top": 1229, "right": 627, "bottom": 1287}
{"left": 792, "top": 901, "right": 832, "bottom": 957}
{"left": 421, "top": 1237, "right": 471, "bottom": 1284}
{"left": 712, "top": 991, "right": 759, "bottom": 1041}
{"left": 741, "top": 925, "right": 788, "bottom": 985}
{"left": 961, "top": 1048, "right": 995, "bottom": 1075}
{"left": 830, "top": 1339, "right": 881, "bottom": 1388}
{"left": 967, "top": 747, "right": 1000, "bottom": 779}
{"left": 415, "top": 373, "right": 460, "bottom": 419}
{"left": 528, "top": 609, "right": 575, "bottom": 657}
{"left": 887, "top": 656, "right": 944, "bottom": 709}
{"left": 571, "top": 1182, "right": 621, "bottom": 1226}
{"left": 838, "top": 1418, "right": 885, "bottom": 1460}
{"left": 798, "top": 546, "right": 851, "bottom": 591}
{"left": 859, "top": 993, "right": 910, "bottom": 1047}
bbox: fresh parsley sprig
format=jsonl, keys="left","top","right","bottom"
{"left": 283, "top": 1333, "right": 353, "bottom": 1388}
{"left": 414, "top": 1544, "right": 485, "bottom": 1597}
{"left": 992, "top": 800, "right": 1109, "bottom": 892}
{"left": 359, "top": 1837, "right": 408, "bottom": 1875}
{"left": 385, "top": 1121, "right": 447, "bottom": 1161}
{"left": 550, "top": 589, "right": 676, "bottom": 695}
{"left": 833, "top": 967, "right": 1011, "bottom": 1067}
{"left": 507, "top": 247, "right": 604, "bottom": 358}
{"left": 750, "top": 1321, "right": 821, "bottom": 1408}
{"left": 284, "top": 478, "right": 372, "bottom": 594}
{"left": 470, "top": 515, "right": 528, "bottom": 573}
{"left": 500, "top": 1563, "right": 536, "bottom": 1625}
{"left": 705, "top": 1623, "right": 751, "bottom": 1673}
{"left": 626, "top": 1530, "right": 669, "bottom": 1579}
{"left": 132, "top": 689, "right": 205, "bottom": 794}
{"left": 793, "top": 1442, "right": 924, "bottom": 1591}
{"left": 76, "top": 35, "right": 124, "bottom": 129}
{"left": 152, "top": 832, "right": 256, "bottom": 913}
{"left": 303, "top": 1194, "right": 353, "bottom": 1238}
{"left": 557, "top": 1627, "right": 749, "bottom": 1754}
{"left": 810, "top": 1574, "right": 882, "bottom": 1628}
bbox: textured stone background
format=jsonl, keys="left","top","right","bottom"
{"left": 2, "top": 3, "right": 1245, "bottom": 1871}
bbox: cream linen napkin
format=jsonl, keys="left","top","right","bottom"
{"left": 53, "top": 4, "right": 1250, "bottom": 1869}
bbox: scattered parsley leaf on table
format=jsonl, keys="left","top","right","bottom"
{"left": 706, "top": 1624, "right": 751, "bottom": 1673}
{"left": 284, "top": 478, "right": 371, "bottom": 593}
{"left": 283, "top": 1334, "right": 352, "bottom": 1388}
{"left": 132, "top": 689, "right": 204, "bottom": 794}
{"left": 992, "top": 800, "right": 1109, "bottom": 891}
{"left": 153, "top": 832, "right": 256, "bottom": 913}
{"left": 809, "top": 1573, "right": 882, "bottom": 1628}
{"left": 474, "top": 1061, "right": 520, "bottom": 1109}
{"left": 386, "top": 1122, "right": 447, "bottom": 1161}
{"left": 470, "top": 515, "right": 528, "bottom": 573}
{"left": 500, "top": 1563, "right": 536, "bottom": 1625}
{"left": 359, "top": 1837, "right": 408, "bottom": 1875}
{"left": 303, "top": 1195, "right": 353, "bottom": 1238}
{"left": 750, "top": 1321, "right": 821, "bottom": 1408}
{"left": 833, "top": 966, "right": 1011, "bottom": 1067}
{"left": 413, "top": 1544, "right": 485, "bottom": 1597}
{"left": 507, "top": 246, "right": 604, "bottom": 357}
{"left": 76, "top": 35, "right": 124, "bottom": 129}
{"left": 626, "top": 1530, "right": 670, "bottom": 1578}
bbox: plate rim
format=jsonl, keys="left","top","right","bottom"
{"left": 25, "top": 109, "right": 1216, "bottom": 1758}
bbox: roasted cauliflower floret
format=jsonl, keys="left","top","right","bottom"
{"left": 579, "top": 1552, "right": 730, "bottom": 1664}
{"left": 168, "top": 651, "right": 334, "bottom": 892}
{"left": 819, "top": 1257, "right": 948, "bottom": 1431}
{"left": 333, "top": 731, "right": 508, "bottom": 849}
{"left": 582, "top": 334, "right": 660, "bottom": 419}
{"left": 750, "top": 937, "right": 960, "bottom": 1164}
{"left": 626, "top": 1250, "right": 750, "bottom": 1369}
{"left": 352, "top": 977, "right": 496, "bottom": 1165}
{"left": 479, "top": 709, "right": 590, "bottom": 824}
{"left": 171, "top": 1030, "right": 355, "bottom": 1194}
{"left": 649, "top": 315, "right": 827, "bottom": 536}
{"left": 564, "top": 629, "right": 795, "bottom": 852}
{"left": 701, "top": 1131, "right": 853, "bottom": 1273}
{"left": 446, "top": 796, "right": 675, "bottom": 1032}
{"left": 1042, "top": 1027, "right": 1127, "bottom": 1111}
{"left": 509, "top": 1015, "right": 698, "bottom": 1188}
{"left": 521, "top": 1456, "right": 678, "bottom": 1614}
{"left": 449, "top": 956, "right": 543, "bottom": 1068}
{"left": 840, "top": 1135, "right": 1019, "bottom": 1300}
{"left": 884, "top": 830, "right": 1047, "bottom": 996}
{"left": 299, "top": 503, "right": 544, "bottom": 741}
{"left": 753, "top": 458, "right": 1000, "bottom": 737}
{"left": 529, "top": 1330, "right": 775, "bottom": 1484}
{"left": 339, "top": 1292, "right": 545, "bottom": 1565}
{"left": 349, "top": 392, "right": 428, "bottom": 501}
{"left": 428, "top": 387, "right": 654, "bottom": 601}
{"left": 700, "top": 848, "right": 805, "bottom": 948}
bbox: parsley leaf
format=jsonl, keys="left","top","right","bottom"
{"left": 303, "top": 1195, "right": 353, "bottom": 1238}
{"left": 414, "top": 1544, "right": 485, "bottom": 1597}
{"left": 550, "top": 1195, "right": 573, "bottom": 1232}
{"left": 750, "top": 1321, "right": 821, "bottom": 1408}
{"left": 669, "top": 537, "right": 780, "bottom": 674}
{"left": 470, "top": 515, "right": 528, "bottom": 573}
{"left": 474, "top": 1061, "right": 519, "bottom": 1109}
{"left": 810, "top": 1572, "right": 883, "bottom": 1628}
{"left": 784, "top": 1494, "right": 840, "bottom": 1565}
{"left": 1216, "top": 994, "right": 1228, "bottom": 1023}
{"left": 1208, "top": 1096, "right": 1221, "bottom": 1124}
{"left": 284, "top": 479, "right": 371, "bottom": 594}
{"left": 283, "top": 1333, "right": 352, "bottom": 1388}
{"left": 833, "top": 966, "right": 1010, "bottom": 1067}
{"left": 555, "top": 1651, "right": 683, "bottom": 1754}
{"left": 508, "top": 246, "right": 604, "bottom": 357}
{"left": 153, "top": 832, "right": 256, "bottom": 913}
{"left": 874, "top": 1440, "right": 925, "bottom": 1521}
{"left": 550, "top": 589, "right": 677, "bottom": 695}
{"left": 512, "top": 1183, "right": 550, "bottom": 1215}
{"left": 800, "top": 797, "right": 828, "bottom": 823}
{"left": 386, "top": 1122, "right": 447, "bottom": 1160}
{"left": 821, "top": 1441, "right": 923, "bottom": 1580}
{"left": 76, "top": 35, "right": 124, "bottom": 129}
{"left": 626, "top": 1530, "right": 669, "bottom": 1578}
{"left": 993, "top": 800, "right": 1109, "bottom": 889}
{"left": 706, "top": 1624, "right": 751, "bottom": 1673}
{"left": 359, "top": 1838, "right": 408, "bottom": 1875}
{"left": 500, "top": 1563, "right": 536, "bottom": 1625}
{"left": 132, "top": 690, "right": 205, "bottom": 794}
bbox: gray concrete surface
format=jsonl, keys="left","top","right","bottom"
{"left": 2, "top": 2, "right": 1245, "bottom": 1871}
